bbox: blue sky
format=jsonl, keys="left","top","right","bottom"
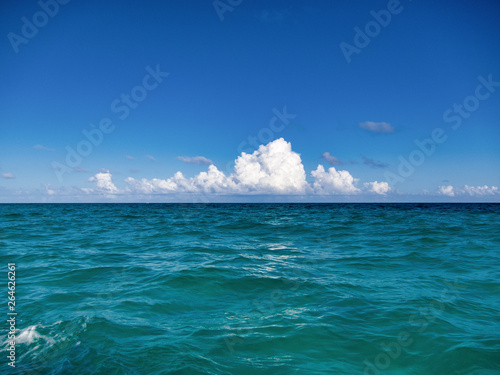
{"left": 1, "top": 0, "right": 499, "bottom": 202}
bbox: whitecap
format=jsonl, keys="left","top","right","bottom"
{"left": 16, "top": 325, "right": 54, "bottom": 346}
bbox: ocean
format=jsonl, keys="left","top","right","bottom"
{"left": 1, "top": 203, "right": 499, "bottom": 374}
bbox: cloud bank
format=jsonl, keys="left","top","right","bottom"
{"left": 438, "top": 185, "right": 499, "bottom": 197}
{"left": 87, "top": 138, "right": 391, "bottom": 197}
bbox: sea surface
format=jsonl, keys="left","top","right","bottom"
{"left": 1, "top": 203, "right": 499, "bottom": 375}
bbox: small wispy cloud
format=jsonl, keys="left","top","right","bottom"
{"left": 362, "top": 156, "right": 388, "bottom": 168}
{"left": 320, "top": 152, "right": 357, "bottom": 166}
{"left": 146, "top": 155, "right": 157, "bottom": 162}
{"left": 126, "top": 156, "right": 135, "bottom": 160}
{"left": 33, "top": 144, "right": 55, "bottom": 151}
{"left": 74, "top": 166, "right": 89, "bottom": 173}
{"left": 2, "top": 173, "right": 15, "bottom": 179}
{"left": 320, "top": 152, "right": 344, "bottom": 166}
{"left": 257, "top": 9, "right": 288, "bottom": 23}
{"left": 177, "top": 156, "right": 213, "bottom": 165}
{"left": 359, "top": 121, "right": 395, "bottom": 134}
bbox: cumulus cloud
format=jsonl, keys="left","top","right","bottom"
{"left": 233, "top": 138, "right": 308, "bottom": 194}
{"left": 89, "top": 138, "right": 391, "bottom": 197}
{"left": 362, "top": 156, "right": 388, "bottom": 168}
{"left": 364, "top": 181, "right": 391, "bottom": 195}
{"left": 177, "top": 156, "right": 213, "bottom": 165}
{"left": 359, "top": 121, "right": 395, "bottom": 133}
{"left": 33, "top": 144, "right": 55, "bottom": 151}
{"left": 438, "top": 185, "right": 455, "bottom": 197}
{"left": 2, "top": 173, "right": 15, "bottom": 179}
{"left": 88, "top": 171, "right": 119, "bottom": 194}
{"left": 311, "top": 165, "right": 360, "bottom": 195}
{"left": 194, "top": 165, "right": 239, "bottom": 193}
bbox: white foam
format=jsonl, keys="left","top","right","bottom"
{"left": 16, "top": 325, "right": 54, "bottom": 346}
{"left": 16, "top": 325, "right": 41, "bottom": 344}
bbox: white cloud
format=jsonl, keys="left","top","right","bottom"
{"left": 126, "top": 155, "right": 135, "bottom": 160}
{"left": 124, "top": 176, "right": 177, "bottom": 194}
{"left": 88, "top": 171, "right": 119, "bottom": 194}
{"left": 364, "top": 181, "right": 391, "bottom": 195}
{"left": 359, "top": 121, "right": 395, "bottom": 133}
{"left": 438, "top": 185, "right": 455, "bottom": 197}
{"left": 311, "top": 165, "right": 360, "bottom": 195}
{"left": 438, "top": 185, "right": 499, "bottom": 197}
{"left": 2, "top": 173, "right": 15, "bottom": 179}
{"left": 233, "top": 138, "right": 308, "bottom": 194}
{"left": 177, "top": 156, "right": 213, "bottom": 165}
{"left": 125, "top": 166, "right": 238, "bottom": 194}
{"left": 463, "top": 185, "right": 499, "bottom": 196}
{"left": 146, "top": 155, "right": 157, "bottom": 162}
{"left": 193, "top": 165, "right": 239, "bottom": 193}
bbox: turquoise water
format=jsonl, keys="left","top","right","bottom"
{"left": 1, "top": 203, "right": 499, "bottom": 374}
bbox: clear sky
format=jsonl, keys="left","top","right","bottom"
{"left": 1, "top": 0, "right": 499, "bottom": 202}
